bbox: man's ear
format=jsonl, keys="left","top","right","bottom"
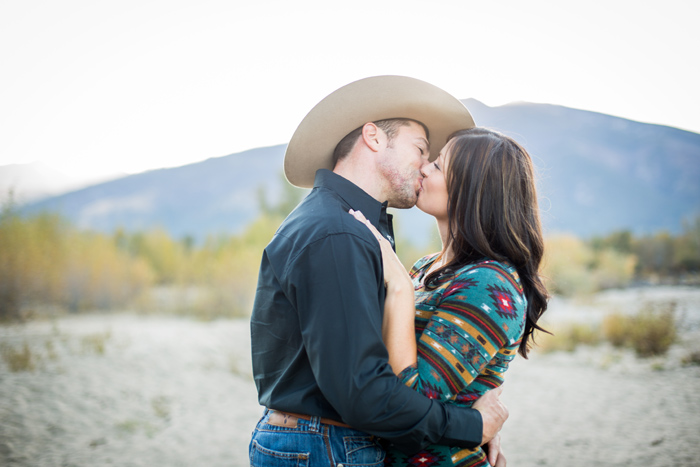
{"left": 360, "top": 122, "right": 384, "bottom": 153}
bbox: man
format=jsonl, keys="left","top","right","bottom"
{"left": 250, "top": 76, "right": 508, "bottom": 466}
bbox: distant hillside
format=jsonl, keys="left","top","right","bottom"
{"left": 22, "top": 101, "right": 700, "bottom": 245}
{"left": 0, "top": 162, "right": 119, "bottom": 203}
{"left": 23, "top": 145, "right": 289, "bottom": 240}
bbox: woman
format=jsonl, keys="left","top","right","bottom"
{"left": 351, "top": 127, "right": 549, "bottom": 467}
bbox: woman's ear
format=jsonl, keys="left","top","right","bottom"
{"left": 360, "top": 122, "right": 384, "bottom": 153}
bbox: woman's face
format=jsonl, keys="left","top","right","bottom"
{"left": 416, "top": 140, "right": 451, "bottom": 221}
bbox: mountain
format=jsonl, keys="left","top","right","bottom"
{"left": 462, "top": 99, "right": 700, "bottom": 236}
{"left": 21, "top": 145, "right": 290, "bottom": 239}
{"left": 21, "top": 101, "right": 700, "bottom": 245}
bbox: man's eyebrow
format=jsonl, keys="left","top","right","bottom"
{"left": 417, "top": 137, "right": 430, "bottom": 150}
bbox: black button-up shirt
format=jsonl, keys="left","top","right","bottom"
{"left": 250, "top": 169, "right": 482, "bottom": 453}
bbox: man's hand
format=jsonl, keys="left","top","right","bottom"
{"left": 472, "top": 385, "right": 508, "bottom": 446}
{"left": 485, "top": 433, "right": 507, "bottom": 466}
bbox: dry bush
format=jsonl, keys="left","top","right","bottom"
{"left": 177, "top": 215, "right": 281, "bottom": 319}
{"left": 0, "top": 208, "right": 68, "bottom": 320}
{"left": 542, "top": 235, "right": 597, "bottom": 297}
{"left": 62, "top": 233, "right": 154, "bottom": 311}
{"left": 629, "top": 302, "right": 677, "bottom": 357}
{"left": 542, "top": 234, "right": 636, "bottom": 297}
{"left": 535, "top": 323, "right": 601, "bottom": 353}
{"left": 591, "top": 249, "right": 637, "bottom": 289}
{"left": 0, "top": 203, "right": 155, "bottom": 319}
{"left": 602, "top": 312, "right": 632, "bottom": 348}
{"left": 603, "top": 302, "right": 677, "bottom": 357}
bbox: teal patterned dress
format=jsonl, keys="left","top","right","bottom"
{"left": 384, "top": 255, "right": 527, "bottom": 467}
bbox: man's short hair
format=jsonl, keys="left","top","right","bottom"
{"left": 332, "top": 118, "right": 429, "bottom": 165}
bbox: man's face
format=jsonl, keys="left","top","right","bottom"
{"left": 377, "top": 121, "right": 430, "bottom": 209}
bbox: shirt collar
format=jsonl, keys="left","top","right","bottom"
{"left": 314, "top": 169, "right": 384, "bottom": 226}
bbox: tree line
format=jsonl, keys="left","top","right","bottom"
{"left": 542, "top": 217, "right": 699, "bottom": 297}
{"left": 1, "top": 190, "right": 698, "bottom": 320}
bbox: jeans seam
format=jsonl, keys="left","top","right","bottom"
{"left": 322, "top": 425, "right": 334, "bottom": 466}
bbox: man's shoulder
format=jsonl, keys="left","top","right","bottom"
{"left": 273, "top": 187, "right": 375, "bottom": 250}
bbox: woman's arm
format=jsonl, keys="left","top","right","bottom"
{"left": 350, "top": 209, "right": 417, "bottom": 374}
{"left": 401, "top": 263, "right": 525, "bottom": 400}
{"left": 382, "top": 270, "right": 417, "bottom": 374}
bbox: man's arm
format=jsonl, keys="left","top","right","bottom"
{"left": 289, "top": 232, "right": 493, "bottom": 452}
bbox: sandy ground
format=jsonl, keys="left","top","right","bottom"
{"left": 1, "top": 286, "right": 699, "bottom": 466}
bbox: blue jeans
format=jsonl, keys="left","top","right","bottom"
{"left": 249, "top": 409, "right": 385, "bottom": 466}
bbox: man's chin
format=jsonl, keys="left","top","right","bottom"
{"left": 387, "top": 198, "right": 418, "bottom": 210}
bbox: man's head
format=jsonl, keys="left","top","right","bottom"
{"left": 374, "top": 120, "right": 431, "bottom": 209}
{"left": 283, "top": 76, "right": 475, "bottom": 188}
{"left": 332, "top": 118, "right": 431, "bottom": 208}
{"left": 332, "top": 118, "right": 429, "bottom": 165}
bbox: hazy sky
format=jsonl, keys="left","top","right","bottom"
{"left": 1, "top": 0, "right": 698, "bottom": 180}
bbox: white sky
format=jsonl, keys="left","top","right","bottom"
{"left": 1, "top": 0, "right": 698, "bottom": 180}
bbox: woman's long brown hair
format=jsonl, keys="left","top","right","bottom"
{"left": 424, "top": 127, "right": 549, "bottom": 357}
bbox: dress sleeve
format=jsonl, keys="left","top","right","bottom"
{"left": 398, "top": 263, "right": 526, "bottom": 401}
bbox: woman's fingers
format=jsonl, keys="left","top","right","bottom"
{"left": 349, "top": 209, "right": 384, "bottom": 242}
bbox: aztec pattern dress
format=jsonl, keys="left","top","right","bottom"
{"left": 383, "top": 255, "right": 527, "bottom": 467}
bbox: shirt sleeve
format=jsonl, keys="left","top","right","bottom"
{"left": 286, "top": 231, "right": 483, "bottom": 453}
{"left": 398, "top": 263, "right": 526, "bottom": 401}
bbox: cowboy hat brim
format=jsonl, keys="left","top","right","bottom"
{"left": 284, "top": 75, "right": 476, "bottom": 188}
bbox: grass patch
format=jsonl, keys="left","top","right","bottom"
{"left": 1, "top": 341, "right": 37, "bottom": 372}
{"left": 116, "top": 418, "right": 160, "bottom": 438}
{"left": 681, "top": 350, "right": 700, "bottom": 366}
{"left": 151, "top": 395, "right": 171, "bottom": 419}
{"left": 44, "top": 339, "right": 58, "bottom": 360}
{"left": 81, "top": 330, "right": 112, "bottom": 355}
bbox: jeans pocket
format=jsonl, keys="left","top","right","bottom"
{"left": 250, "top": 439, "right": 310, "bottom": 467}
{"left": 343, "top": 436, "right": 385, "bottom": 466}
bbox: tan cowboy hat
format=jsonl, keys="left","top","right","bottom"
{"left": 284, "top": 75, "right": 476, "bottom": 188}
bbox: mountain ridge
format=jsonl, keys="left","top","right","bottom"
{"left": 17, "top": 100, "right": 700, "bottom": 245}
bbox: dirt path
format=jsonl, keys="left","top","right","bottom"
{"left": 2, "top": 287, "right": 699, "bottom": 466}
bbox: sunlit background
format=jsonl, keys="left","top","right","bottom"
{"left": 1, "top": 1, "right": 699, "bottom": 466}
{"left": 2, "top": 0, "right": 699, "bottom": 179}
